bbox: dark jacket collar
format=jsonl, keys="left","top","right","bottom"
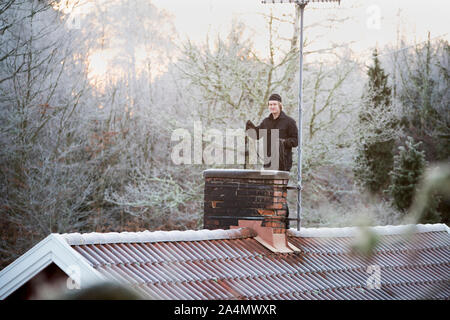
{"left": 268, "top": 111, "right": 287, "bottom": 121}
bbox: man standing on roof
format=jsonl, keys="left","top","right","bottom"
{"left": 246, "top": 93, "right": 299, "bottom": 172}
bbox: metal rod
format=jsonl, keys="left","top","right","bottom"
{"left": 244, "top": 134, "right": 248, "bottom": 169}
{"left": 297, "top": 3, "right": 306, "bottom": 231}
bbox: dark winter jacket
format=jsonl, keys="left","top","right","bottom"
{"left": 247, "top": 111, "right": 298, "bottom": 171}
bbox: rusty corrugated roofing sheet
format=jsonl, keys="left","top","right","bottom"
{"left": 63, "top": 225, "right": 450, "bottom": 300}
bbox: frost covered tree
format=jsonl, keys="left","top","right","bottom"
{"left": 0, "top": 0, "right": 190, "bottom": 269}
{"left": 177, "top": 18, "right": 284, "bottom": 128}
{"left": 395, "top": 36, "right": 450, "bottom": 162}
{"left": 382, "top": 35, "right": 450, "bottom": 221}
{"left": 73, "top": 0, "right": 202, "bottom": 232}
{"left": 386, "top": 136, "right": 442, "bottom": 223}
{"left": 0, "top": 0, "right": 97, "bottom": 266}
{"left": 387, "top": 137, "right": 425, "bottom": 212}
{"left": 301, "top": 53, "right": 361, "bottom": 179}
{"left": 354, "top": 48, "right": 397, "bottom": 195}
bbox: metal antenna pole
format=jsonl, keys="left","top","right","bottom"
{"left": 296, "top": 3, "right": 305, "bottom": 231}
{"left": 261, "top": 0, "right": 340, "bottom": 231}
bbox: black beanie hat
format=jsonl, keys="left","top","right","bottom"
{"left": 269, "top": 93, "right": 282, "bottom": 103}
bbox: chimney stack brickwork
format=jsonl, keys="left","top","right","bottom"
{"left": 203, "top": 170, "right": 290, "bottom": 233}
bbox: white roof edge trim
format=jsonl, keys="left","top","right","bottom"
{"left": 50, "top": 234, "right": 106, "bottom": 285}
{"left": 0, "top": 235, "right": 54, "bottom": 299}
{"left": 61, "top": 228, "right": 252, "bottom": 246}
{"left": 288, "top": 223, "right": 450, "bottom": 238}
{"left": 0, "top": 234, "right": 105, "bottom": 300}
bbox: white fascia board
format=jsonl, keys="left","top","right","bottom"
{"left": 0, "top": 235, "right": 55, "bottom": 299}
{"left": 0, "top": 234, "right": 105, "bottom": 299}
{"left": 49, "top": 234, "right": 106, "bottom": 288}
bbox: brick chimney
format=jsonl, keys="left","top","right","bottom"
{"left": 203, "top": 169, "right": 299, "bottom": 253}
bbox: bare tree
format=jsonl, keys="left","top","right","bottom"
{"left": 0, "top": 0, "right": 97, "bottom": 266}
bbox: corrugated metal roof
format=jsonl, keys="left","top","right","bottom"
{"left": 64, "top": 225, "right": 450, "bottom": 300}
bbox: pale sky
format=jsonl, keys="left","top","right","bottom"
{"left": 152, "top": 0, "right": 449, "bottom": 60}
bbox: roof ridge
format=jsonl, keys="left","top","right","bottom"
{"left": 288, "top": 223, "right": 450, "bottom": 238}
{"left": 61, "top": 227, "right": 257, "bottom": 246}
{"left": 60, "top": 223, "right": 449, "bottom": 245}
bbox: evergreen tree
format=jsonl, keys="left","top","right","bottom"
{"left": 354, "top": 49, "right": 395, "bottom": 194}
{"left": 366, "top": 49, "right": 392, "bottom": 110}
{"left": 387, "top": 137, "right": 426, "bottom": 212}
{"left": 397, "top": 37, "right": 450, "bottom": 162}
{"left": 387, "top": 136, "right": 442, "bottom": 223}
